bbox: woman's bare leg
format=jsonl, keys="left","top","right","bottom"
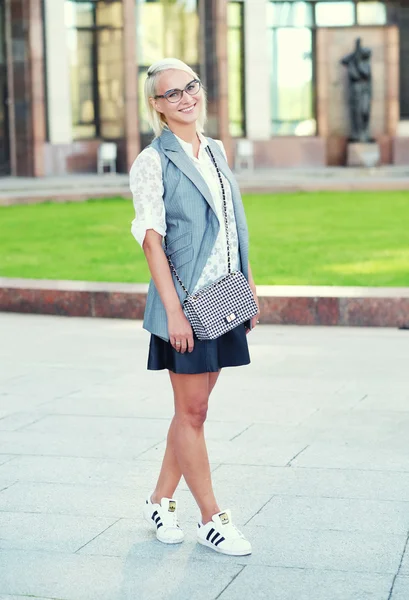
{"left": 151, "top": 370, "right": 220, "bottom": 512}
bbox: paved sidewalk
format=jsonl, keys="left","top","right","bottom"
{"left": 2, "top": 165, "right": 409, "bottom": 204}
{"left": 0, "top": 313, "right": 409, "bottom": 600}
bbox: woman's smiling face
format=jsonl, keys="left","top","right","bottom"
{"left": 151, "top": 69, "right": 202, "bottom": 129}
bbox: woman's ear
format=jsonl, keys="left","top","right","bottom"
{"left": 149, "top": 97, "right": 163, "bottom": 115}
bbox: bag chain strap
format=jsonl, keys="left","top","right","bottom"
{"left": 206, "top": 145, "right": 231, "bottom": 274}
{"left": 166, "top": 144, "right": 231, "bottom": 297}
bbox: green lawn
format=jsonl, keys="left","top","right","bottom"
{"left": 0, "top": 191, "right": 408, "bottom": 286}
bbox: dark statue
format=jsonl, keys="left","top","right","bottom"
{"left": 341, "top": 38, "right": 372, "bottom": 143}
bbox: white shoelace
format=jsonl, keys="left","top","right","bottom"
{"left": 162, "top": 508, "right": 179, "bottom": 529}
{"left": 223, "top": 521, "right": 245, "bottom": 539}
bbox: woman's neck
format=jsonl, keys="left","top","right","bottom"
{"left": 167, "top": 123, "right": 200, "bottom": 155}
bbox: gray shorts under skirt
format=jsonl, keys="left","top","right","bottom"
{"left": 147, "top": 323, "right": 250, "bottom": 374}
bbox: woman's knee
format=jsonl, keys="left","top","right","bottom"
{"left": 176, "top": 392, "right": 209, "bottom": 428}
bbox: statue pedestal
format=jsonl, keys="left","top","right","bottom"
{"left": 347, "top": 142, "right": 380, "bottom": 168}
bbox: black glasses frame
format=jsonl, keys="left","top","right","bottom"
{"left": 154, "top": 79, "right": 202, "bottom": 103}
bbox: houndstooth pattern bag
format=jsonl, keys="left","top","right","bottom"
{"left": 166, "top": 145, "right": 258, "bottom": 341}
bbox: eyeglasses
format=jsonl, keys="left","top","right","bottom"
{"left": 154, "top": 79, "right": 201, "bottom": 104}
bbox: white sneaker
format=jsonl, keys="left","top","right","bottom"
{"left": 197, "top": 509, "right": 252, "bottom": 556}
{"left": 143, "top": 494, "right": 184, "bottom": 544}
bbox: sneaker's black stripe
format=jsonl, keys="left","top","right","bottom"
{"left": 215, "top": 536, "right": 225, "bottom": 547}
{"left": 206, "top": 528, "right": 215, "bottom": 541}
{"left": 155, "top": 515, "right": 161, "bottom": 523}
{"left": 157, "top": 522, "right": 163, "bottom": 529}
{"left": 211, "top": 532, "right": 220, "bottom": 544}
{"left": 152, "top": 510, "right": 158, "bottom": 519}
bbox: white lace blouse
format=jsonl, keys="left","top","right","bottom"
{"left": 130, "top": 132, "right": 240, "bottom": 294}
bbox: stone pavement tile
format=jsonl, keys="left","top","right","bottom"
{"left": 212, "top": 465, "right": 409, "bottom": 501}
{"left": 51, "top": 378, "right": 153, "bottom": 403}
{"left": 355, "top": 393, "right": 409, "bottom": 412}
{"left": 0, "top": 596, "right": 58, "bottom": 600}
{"left": 0, "top": 481, "right": 149, "bottom": 518}
{"left": 0, "top": 395, "right": 53, "bottom": 418}
{"left": 0, "top": 359, "right": 31, "bottom": 381}
{"left": 399, "top": 543, "right": 409, "bottom": 575}
{"left": 221, "top": 423, "right": 317, "bottom": 446}
{"left": 0, "top": 455, "right": 219, "bottom": 488}
{"left": 22, "top": 414, "right": 171, "bottom": 438}
{"left": 0, "top": 596, "right": 57, "bottom": 600}
{"left": 0, "top": 430, "right": 164, "bottom": 459}
{"left": 340, "top": 379, "right": 409, "bottom": 396}
{"left": 291, "top": 440, "right": 409, "bottom": 471}
{"left": 0, "top": 413, "right": 48, "bottom": 432}
{"left": 211, "top": 372, "right": 346, "bottom": 399}
{"left": 139, "top": 437, "right": 309, "bottom": 466}
{"left": 0, "top": 548, "right": 242, "bottom": 600}
{"left": 207, "top": 399, "right": 321, "bottom": 426}
{"left": 0, "top": 455, "right": 155, "bottom": 485}
{"left": 1, "top": 367, "right": 114, "bottom": 401}
{"left": 230, "top": 415, "right": 404, "bottom": 446}
{"left": 248, "top": 495, "right": 409, "bottom": 534}
{"left": 294, "top": 409, "right": 409, "bottom": 444}
{"left": 0, "top": 456, "right": 15, "bottom": 467}
{"left": 0, "top": 511, "right": 119, "bottom": 553}
{"left": 390, "top": 577, "right": 409, "bottom": 600}
{"left": 242, "top": 525, "right": 405, "bottom": 573}
{"left": 218, "top": 565, "right": 393, "bottom": 600}
{"left": 77, "top": 517, "right": 405, "bottom": 574}
{"left": 40, "top": 395, "right": 170, "bottom": 418}
{"left": 0, "top": 481, "right": 17, "bottom": 492}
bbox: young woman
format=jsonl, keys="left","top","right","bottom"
{"left": 130, "top": 58, "right": 260, "bottom": 556}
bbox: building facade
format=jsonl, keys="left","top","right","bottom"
{"left": 0, "top": 0, "right": 408, "bottom": 177}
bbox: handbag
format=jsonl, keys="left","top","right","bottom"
{"left": 166, "top": 145, "right": 258, "bottom": 341}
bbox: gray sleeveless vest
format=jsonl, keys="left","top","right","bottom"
{"left": 143, "top": 128, "right": 250, "bottom": 341}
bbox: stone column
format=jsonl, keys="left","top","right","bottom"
{"left": 244, "top": 0, "right": 271, "bottom": 140}
{"left": 44, "top": 0, "right": 72, "bottom": 145}
{"left": 122, "top": 0, "right": 140, "bottom": 170}
{"left": 8, "top": 0, "right": 46, "bottom": 176}
{"left": 385, "top": 26, "right": 399, "bottom": 138}
{"left": 214, "top": 0, "right": 232, "bottom": 161}
{"left": 201, "top": 0, "right": 232, "bottom": 162}
{"left": 27, "top": 0, "right": 46, "bottom": 176}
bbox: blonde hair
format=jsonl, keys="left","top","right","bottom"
{"left": 144, "top": 58, "right": 207, "bottom": 138}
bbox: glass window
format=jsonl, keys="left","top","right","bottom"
{"left": 136, "top": 0, "right": 199, "bottom": 66}
{"left": 357, "top": 2, "right": 387, "bottom": 25}
{"left": 267, "top": 2, "right": 313, "bottom": 28}
{"left": 228, "top": 2, "right": 245, "bottom": 137}
{"left": 66, "top": 28, "right": 96, "bottom": 139}
{"left": 271, "top": 27, "right": 315, "bottom": 136}
{"left": 65, "top": 1, "right": 94, "bottom": 28}
{"left": 400, "top": 6, "right": 409, "bottom": 119}
{"left": 65, "top": 0, "right": 125, "bottom": 141}
{"left": 0, "top": 0, "right": 4, "bottom": 65}
{"left": 315, "top": 2, "right": 355, "bottom": 27}
{"left": 136, "top": 0, "right": 199, "bottom": 135}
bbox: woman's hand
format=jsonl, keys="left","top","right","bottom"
{"left": 247, "top": 285, "right": 260, "bottom": 334}
{"left": 167, "top": 308, "right": 195, "bottom": 353}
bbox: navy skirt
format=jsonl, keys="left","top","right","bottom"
{"left": 147, "top": 323, "right": 251, "bottom": 374}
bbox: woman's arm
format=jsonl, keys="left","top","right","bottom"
{"left": 129, "top": 148, "right": 193, "bottom": 353}
{"left": 143, "top": 230, "right": 194, "bottom": 353}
